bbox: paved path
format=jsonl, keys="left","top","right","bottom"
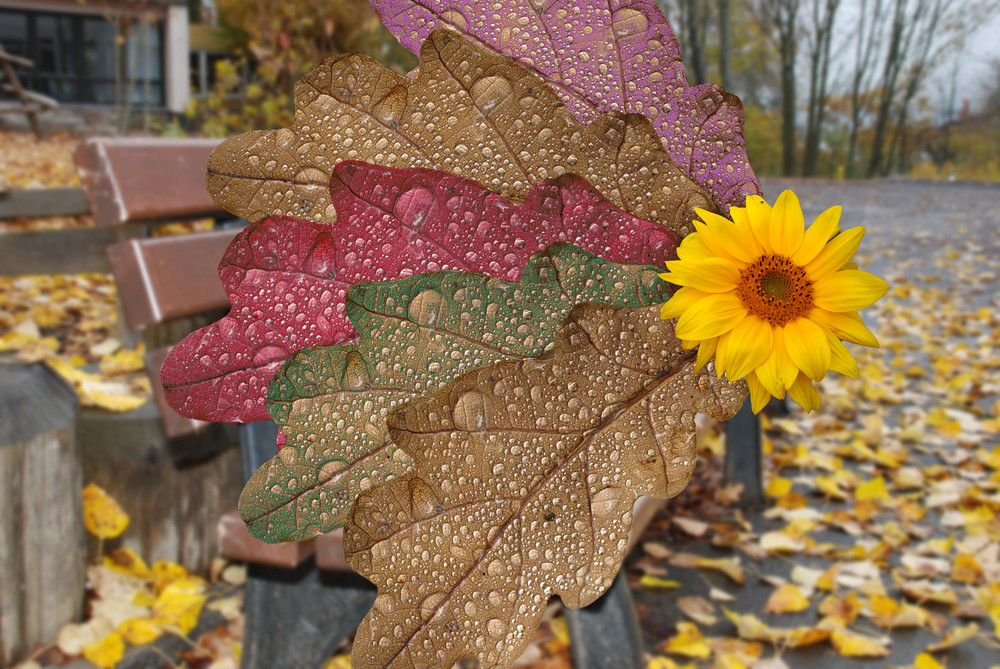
{"left": 630, "top": 179, "right": 1000, "bottom": 668}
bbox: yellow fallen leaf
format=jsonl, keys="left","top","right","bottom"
{"left": 677, "top": 596, "right": 718, "bottom": 626}
{"left": 323, "top": 653, "right": 353, "bottom": 669}
{"left": 925, "top": 623, "right": 980, "bottom": 653}
{"left": 818, "top": 592, "right": 863, "bottom": 625}
{"left": 765, "top": 477, "right": 793, "bottom": 499}
{"left": 118, "top": 618, "right": 162, "bottom": 645}
{"left": 670, "top": 554, "right": 746, "bottom": 585}
{"left": 765, "top": 584, "right": 810, "bottom": 614}
{"left": 815, "top": 475, "right": 849, "bottom": 500}
{"left": 647, "top": 656, "right": 691, "bottom": 669}
{"left": 855, "top": 476, "right": 889, "bottom": 503}
{"left": 724, "top": 610, "right": 828, "bottom": 647}
{"left": 823, "top": 621, "right": 891, "bottom": 658}
{"left": 151, "top": 560, "right": 193, "bottom": 595}
{"left": 640, "top": 575, "right": 682, "bottom": 589}
{"left": 661, "top": 622, "right": 712, "bottom": 659}
{"left": 56, "top": 619, "right": 115, "bottom": 655}
{"left": 82, "top": 631, "right": 125, "bottom": 669}
{"left": 99, "top": 345, "right": 146, "bottom": 376}
{"left": 151, "top": 579, "right": 208, "bottom": 634}
{"left": 914, "top": 652, "right": 946, "bottom": 669}
{"left": 901, "top": 581, "right": 959, "bottom": 606}
{"left": 103, "top": 547, "right": 152, "bottom": 581}
{"left": 673, "top": 516, "right": 711, "bottom": 537}
{"left": 82, "top": 483, "right": 130, "bottom": 539}
{"left": 207, "top": 594, "right": 243, "bottom": 621}
{"left": 952, "top": 554, "right": 985, "bottom": 584}
{"left": 759, "top": 531, "right": 806, "bottom": 553}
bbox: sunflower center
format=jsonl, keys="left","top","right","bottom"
{"left": 737, "top": 255, "right": 813, "bottom": 326}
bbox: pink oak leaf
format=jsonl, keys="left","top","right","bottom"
{"left": 161, "top": 161, "right": 679, "bottom": 423}
{"left": 369, "top": 0, "right": 761, "bottom": 211}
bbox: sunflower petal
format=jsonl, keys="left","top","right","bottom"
{"left": 757, "top": 329, "right": 794, "bottom": 396}
{"left": 783, "top": 317, "right": 832, "bottom": 380}
{"left": 676, "top": 231, "right": 714, "bottom": 261}
{"left": 675, "top": 293, "right": 747, "bottom": 341}
{"left": 792, "top": 205, "right": 842, "bottom": 266}
{"left": 715, "top": 331, "right": 729, "bottom": 377}
{"left": 805, "top": 227, "right": 865, "bottom": 280}
{"left": 814, "top": 270, "right": 889, "bottom": 312}
{"left": 728, "top": 205, "right": 763, "bottom": 259}
{"left": 770, "top": 190, "right": 805, "bottom": 257}
{"left": 662, "top": 257, "right": 741, "bottom": 293}
{"left": 810, "top": 309, "right": 879, "bottom": 348}
{"left": 787, "top": 373, "right": 822, "bottom": 412}
{"left": 694, "top": 336, "right": 719, "bottom": 371}
{"left": 827, "top": 330, "right": 860, "bottom": 378}
{"left": 745, "top": 195, "right": 774, "bottom": 254}
{"left": 694, "top": 210, "right": 756, "bottom": 264}
{"left": 724, "top": 316, "right": 774, "bottom": 380}
{"left": 659, "top": 286, "right": 709, "bottom": 319}
{"left": 747, "top": 374, "right": 771, "bottom": 414}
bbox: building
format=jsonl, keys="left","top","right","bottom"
{"left": 0, "top": 0, "right": 192, "bottom": 115}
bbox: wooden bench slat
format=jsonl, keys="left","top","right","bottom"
{"left": 0, "top": 188, "right": 90, "bottom": 219}
{"left": 75, "top": 138, "right": 225, "bottom": 227}
{"left": 0, "top": 226, "right": 145, "bottom": 276}
{"left": 106, "top": 228, "right": 240, "bottom": 330}
{"left": 217, "top": 510, "right": 316, "bottom": 568}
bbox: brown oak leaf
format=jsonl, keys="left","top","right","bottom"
{"left": 206, "top": 30, "right": 714, "bottom": 235}
{"left": 345, "top": 304, "right": 746, "bottom": 668}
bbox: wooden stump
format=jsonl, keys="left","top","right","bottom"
{"left": 0, "top": 363, "right": 85, "bottom": 666}
{"left": 78, "top": 402, "right": 244, "bottom": 573}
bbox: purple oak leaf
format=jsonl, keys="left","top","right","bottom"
{"left": 369, "top": 0, "right": 761, "bottom": 211}
{"left": 161, "top": 161, "right": 679, "bottom": 423}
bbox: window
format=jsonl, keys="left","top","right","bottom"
{"left": 0, "top": 8, "right": 164, "bottom": 105}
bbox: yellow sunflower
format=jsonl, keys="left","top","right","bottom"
{"left": 659, "top": 190, "right": 888, "bottom": 413}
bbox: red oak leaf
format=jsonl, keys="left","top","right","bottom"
{"left": 160, "top": 161, "right": 679, "bottom": 423}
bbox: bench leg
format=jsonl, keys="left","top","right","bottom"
{"left": 723, "top": 397, "right": 765, "bottom": 506}
{"left": 238, "top": 421, "right": 376, "bottom": 668}
{"left": 242, "top": 561, "right": 376, "bottom": 669}
{"left": 564, "top": 572, "right": 644, "bottom": 669}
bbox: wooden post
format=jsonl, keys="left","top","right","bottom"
{"left": 0, "top": 363, "right": 86, "bottom": 666}
{"left": 724, "top": 397, "right": 765, "bottom": 507}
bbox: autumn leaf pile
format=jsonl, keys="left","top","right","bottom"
{"left": 31, "top": 484, "right": 245, "bottom": 669}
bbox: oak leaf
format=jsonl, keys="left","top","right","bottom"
{"left": 244, "top": 244, "right": 671, "bottom": 541}
{"left": 206, "top": 30, "right": 714, "bottom": 230}
{"left": 369, "top": 0, "right": 760, "bottom": 210}
{"left": 163, "top": 162, "right": 679, "bottom": 423}
{"left": 345, "top": 304, "right": 745, "bottom": 667}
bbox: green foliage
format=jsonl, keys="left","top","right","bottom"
{"left": 185, "top": 0, "right": 416, "bottom": 136}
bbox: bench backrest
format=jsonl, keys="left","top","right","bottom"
{"left": 73, "top": 138, "right": 244, "bottom": 438}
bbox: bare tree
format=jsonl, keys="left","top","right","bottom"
{"left": 755, "top": 0, "right": 800, "bottom": 175}
{"left": 718, "top": 0, "right": 733, "bottom": 90}
{"left": 801, "top": 0, "right": 840, "bottom": 176}
{"left": 681, "top": 0, "right": 711, "bottom": 84}
{"left": 844, "top": 0, "right": 885, "bottom": 177}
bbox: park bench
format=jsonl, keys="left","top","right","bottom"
{"left": 2, "top": 135, "right": 764, "bottom": 667}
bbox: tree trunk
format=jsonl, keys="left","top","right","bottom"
{"left": 718, "top": 0, "right": 733, "bottom": 90}
{"left": 779, "top": 2, "right": 799, "bottom": 175}
{"left": 803, "top": 0, "right": 840, "bottom": 176}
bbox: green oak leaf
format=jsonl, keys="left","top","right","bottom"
{"left": 241, "top": 243, "right": 671, "bottom": 542}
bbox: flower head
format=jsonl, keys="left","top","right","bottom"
{"left": 659, "top": 191, "right": 888, "bottom": 413}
